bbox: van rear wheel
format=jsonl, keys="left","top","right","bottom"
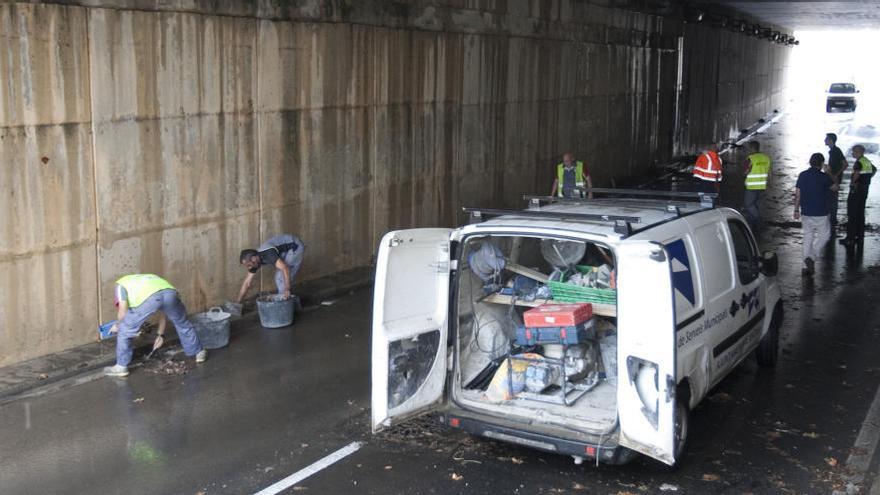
{"left": 672, "top": 398, "right": 689, "bottom": 465}
{"left": 756, "top": 306, "right": 782, "bottom": 367}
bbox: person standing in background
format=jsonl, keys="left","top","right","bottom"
{"left": 743, "top": 140, "right": 771, "bottom": 230}
{"left": 824, "top": 133, "right": 848, "bottom": 229}
{"left": 550, "top": 152, "right": 593, "bottom": 199}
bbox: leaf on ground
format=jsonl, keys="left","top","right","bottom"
{"left": 708, "top": 392, "right": 732, "bottom": 403}
{"left": 702, "top": 473, "right": 721, "bottom": 482}
{"left": 659, "top": 483, "right": 680, "bottom": 491}
{"left": 37, "top": 373, "right": 48, "bottom": 380}
{"left": 825, "top": 457, "right": 838, "bottom": 467}
{"left": 572, "top": 482, "right": 586, "bottom": 490}
{"left": 133, "top": 397, "right": 145, "bottom": 403}
{"left": 766, "top": 431, "right": 782, "bottom": 440}
{"left": 384, "top": 465, "right": 392, "bottom": 470}
{"left": 451, "top": 473, "right": 463, "bottom": 481}
{"left": 292, "top": 487, "right": 308, "bottom": 492}
{"left": 510, "top": 457, "right": 524, "bottom": 465}
{"left": 802, "top": 432, "right": 820, "bottom": 439}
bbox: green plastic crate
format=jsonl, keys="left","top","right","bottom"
{"left": 548, "top": 265, "right": 617, "bottom": 305}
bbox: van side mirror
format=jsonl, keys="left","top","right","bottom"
{"left": 760, "top": 251, "right": 778, "bottom": 277}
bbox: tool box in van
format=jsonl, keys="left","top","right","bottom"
{"left": 371, "top": 189, "right": 783, "bottom": 467}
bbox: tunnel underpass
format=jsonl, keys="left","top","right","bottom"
{"left": 1, "top": 1, "right": 880, "bottom": 494}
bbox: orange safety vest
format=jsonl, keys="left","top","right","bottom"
{"left": 692, "top": 151, "right": 722, "bottom": 182}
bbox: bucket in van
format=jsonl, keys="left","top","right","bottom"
{"left": 257, "top": 295, "right": 295, "bottom": 328}
{"left": 192, "top": 307, "right": 231, "bottom": 349}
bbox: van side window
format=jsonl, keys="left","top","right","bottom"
{"left": 694, "top": 222, "right": 734, "bottom": 300}
{"left": 728, "top": 220, "right": 759, "bottom": 284}
{"left": 663, "top": 236, "right": 703, "bottom": 320}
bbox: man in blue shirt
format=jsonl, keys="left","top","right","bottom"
{"left": 794, "top": 153, "right": 834, "bottom": 275}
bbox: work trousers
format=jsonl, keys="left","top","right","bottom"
{"left": 743, "top": 189, "right": 764, "bottom": 230}
{"left": 828, "top": 188, "right": 840, "bottom": 225}
{"left": 262, "top": 234, "right": 305, "bottom": 294}
{"left": 801, "top": 215, "right": 830, "bottom": 261}
{"left": 693, "top": 178, "right": 719, "bottom": 194}
{"left": 116, "top": 289, "right": 202, "bottom": 367}
{"left": 846, "top": 186, "right": 870, "bottom": 241}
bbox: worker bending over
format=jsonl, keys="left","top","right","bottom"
{"left": 237, "top": 234, "right": 305, "bottom": 303}
{"left": 104, "top": 274, "right": 206, "bottom": 377}
{"left": 550, "top": 152, "right": 593, "bottom": 199}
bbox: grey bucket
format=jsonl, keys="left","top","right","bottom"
{"left": 192, "top": 307, "right": 231, "bottom": 349}
{"left": 257, "top": 295, "right": 295, "bottom": 328}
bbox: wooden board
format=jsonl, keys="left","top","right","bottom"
{"left": 482, "top": 293, "right": 617, "bottom": 317}
{"left": 505, "top": 262, "right": 549, "bottom": 283}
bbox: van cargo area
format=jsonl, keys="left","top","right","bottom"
{"left": 452, "top": 234, "right": 620, "bottom": 436}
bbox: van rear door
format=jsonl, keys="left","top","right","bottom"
{"left": 616, "top": 241, "right": 678, "bottom": 465}
{"left": 371, "top": 228, "right": 452, "bottom": 433}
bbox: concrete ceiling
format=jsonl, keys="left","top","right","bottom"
{"left": 703, "top": 1, "right": 880, "bottom": 31}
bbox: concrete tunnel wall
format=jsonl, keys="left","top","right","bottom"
{"left": 0, "top": 0, "right": 790, "bottom": 366}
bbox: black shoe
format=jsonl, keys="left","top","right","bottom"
{"left": 804, "top": 258, "right": 815, "bottom": 275}
{"left": 839, "top": 238, "right": 852, "bottom": 245}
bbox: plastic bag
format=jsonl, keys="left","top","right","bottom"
{"left": 484, "top": 353, "right": 542, "bottom": 401}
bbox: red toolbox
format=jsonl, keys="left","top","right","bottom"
{"left": 523, "top": 303, "right": 592, "bottom": 328}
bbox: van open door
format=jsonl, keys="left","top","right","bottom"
{"left": 371, "top": 228, "right": 452, "bottom": 433}
{"left": 616, "top": 241, "right": 678, "bottom": 465}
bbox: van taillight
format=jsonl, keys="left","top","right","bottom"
{"left": 449, "top": 418, "right": 460, "bottom": 427}
{"left": 585, "top": 446, "right": 596, "bottom": 456}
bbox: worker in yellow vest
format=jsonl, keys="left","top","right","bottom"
{"left": 104, "top": 274, "right": 206, "bottom": 377}
{"left": 550, "top": 152, "right": 593, "bottom": 199}
{"left": 841, "top": 144, "right": 876, "bottom": 247}
{"left": 743, "top": 141, "right": 771, "bottom": 230}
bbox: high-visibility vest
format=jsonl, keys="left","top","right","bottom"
{"left": 557, "top": 161, "right": 586, "bottom": 197}
{"left": 693, "top": 151, "right": 722, "bottom": 182}
{"left": 745, "top": 153, "right": 771, "bottom": 190}
{"left": 116, "top": 274, "right": 176, "bottom": 308}
{"left": 857, "top": 156, "right": 876, "bottom": 181}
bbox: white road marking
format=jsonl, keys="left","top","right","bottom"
{"left": 842, "top": 382, "right": 880, "bottom": 493}
{"left": 253, "top": 441, "right": 363, "bottom": 495}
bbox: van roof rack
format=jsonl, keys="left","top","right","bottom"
{"left": 464, "top": 189, "right": 718, "bottom": 238}
{"left": 462, "top": 207, "right": 640, "bottom": 236}
{"left": 526, "top": 188, "right": 718, "bottom": 209}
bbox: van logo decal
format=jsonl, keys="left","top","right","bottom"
{"left": 665, "top": 239, "right": 695, "bottom": 306}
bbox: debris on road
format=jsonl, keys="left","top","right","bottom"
{"left": 143, "top": 359, "right": 188, "bottom": 375}
{"left": 660, "top": 484, "right": 680, "bottom": 491}
{"left": 451, "top": 472, "right": 463, "bottom": 481}
{"left": 133, "top": 397, "right": 144, "bottom": 403}
{"left": 702, "top": 473, "right": 721, "bottom": 482}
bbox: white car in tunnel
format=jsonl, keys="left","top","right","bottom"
{"left": 371, "top": 194, "right": 783, "bottom": 467}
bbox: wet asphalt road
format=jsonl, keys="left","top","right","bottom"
{"left": 2, "top": 103, "right": 880, "bottom": 495}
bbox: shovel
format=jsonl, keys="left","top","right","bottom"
{"left": 145, "top": 335, "right": 164, "bottom": 360}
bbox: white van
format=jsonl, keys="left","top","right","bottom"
{"left": 371, "top": 191, "right": 783, "bottom": 466}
